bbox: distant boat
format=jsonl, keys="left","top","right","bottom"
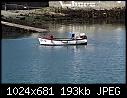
{"left": 38, "top": 33, "right": 87, "bottom": 46}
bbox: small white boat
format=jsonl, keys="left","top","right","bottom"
{"left": 38, "top": 33, "right": 87, "bottom": 46}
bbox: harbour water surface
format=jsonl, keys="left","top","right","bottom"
{"left": 2, "top": 22, "right": 125, "bottom": 84}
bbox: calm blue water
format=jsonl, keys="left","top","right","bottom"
{"left": 2, "top": 23, "right": 125, "bottom": 84}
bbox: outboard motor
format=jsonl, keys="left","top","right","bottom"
{"left": 84, "top": 35, "right": 87, "bottom": 39}
{"left": 80, "top": 33, "right": 87, "bottom": 39}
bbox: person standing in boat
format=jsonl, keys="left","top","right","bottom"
{"left": 46, "top": 35, "right": 54, "bottom": 43}
{"left": 71, "top": 33, "right": 75, "bottom": 39}
{"left": 50, "top": 35, "right": 54, "bottom": 43}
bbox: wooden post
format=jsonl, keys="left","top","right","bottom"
{"left": 5, "top": 3, "right": 7, "bottom": 11}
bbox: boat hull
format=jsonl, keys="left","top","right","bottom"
{"left": 38, "top": 38, "right": 87, "bottom": 46}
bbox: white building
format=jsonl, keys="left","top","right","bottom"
{"left": 49, "top": 1, "right": 125, "bottom": 10}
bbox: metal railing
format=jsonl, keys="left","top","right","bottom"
{"left": 2, "top": 3, "right": 43, "bottom": 10}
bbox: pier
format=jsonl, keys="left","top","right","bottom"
{"left": 1, "top": 21, "right": 48, "bottom": 32}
